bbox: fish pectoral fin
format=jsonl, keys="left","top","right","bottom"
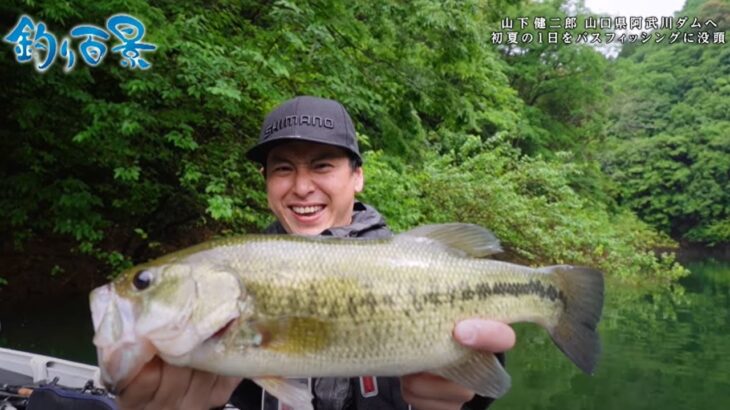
{"left": 255, "top": 316, "right": 331, "bottom": 354}
{"left": 253, "top": 377, "right": 313, "bottom": 410}
{"left": 399, "top": 223, "right": 502, "bottom": 258}
{"left": 430, "top": 352, "right": 511, "bottom": 399}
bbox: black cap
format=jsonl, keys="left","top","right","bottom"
{"left": 246, "top": 96, "right": 362, "bottom": 165}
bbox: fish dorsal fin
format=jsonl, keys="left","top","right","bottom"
{"left": 400, "top": 223, "right": 502, "bottom": 258}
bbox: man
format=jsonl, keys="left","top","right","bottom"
{"left": 116, "top": 96, "right": 515, "bottom": 410}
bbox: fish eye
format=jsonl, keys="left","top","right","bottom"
{"left": 132, "top": 269, "right": 154, "bottom": 291}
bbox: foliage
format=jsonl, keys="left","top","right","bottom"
{"left": 0, "top": 0, "right": 524, "bottom": 267}
{"left": 361, "top": 144, "right": 688, "bottom": 281}
{"left": 0, "top": 0, "right": 704, "bottom": 288}
{"left": 496, "top": 0, "right": 610, "bottom": 156}
{"left": 601, "top": 0, "right": 730, "bottom": 245}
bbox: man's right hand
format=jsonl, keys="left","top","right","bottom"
{"left": 115, "top": 356, "right": 242, "bottom": 410}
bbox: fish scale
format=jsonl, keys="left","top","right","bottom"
{"left": 182, "top": 232, "right": 578, "bottom": 372}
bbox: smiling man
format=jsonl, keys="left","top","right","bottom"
{"left": 262, "top": 140, "right": 365, "bottom": 236}
{"left": 246, "top": 96, "right": 381, "bottom": 239}
{"left": 115, "top": 96, "right": 515, "bottom": 410}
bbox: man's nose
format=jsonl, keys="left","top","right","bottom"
{"left": 292, "top": 170, "right": 315, "bottom": 196}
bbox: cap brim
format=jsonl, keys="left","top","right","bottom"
{"left": 245, "top": 139, "right": 284, "bottom": 165}
{"left": 246, "top": 136, "right": 362, "bottom": 165}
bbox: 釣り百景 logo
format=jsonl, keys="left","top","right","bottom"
{"left": 3, "top": 14, "right": 157, "bottom": 73}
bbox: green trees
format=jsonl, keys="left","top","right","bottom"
{"left": 0, "top": 0, "right": 699, "bottom": 288}
{"left": 602, "top": 0, "right": 730, "bottom": 245}
{"left": 497, "top": 0, "right": 610, "bottom": 156}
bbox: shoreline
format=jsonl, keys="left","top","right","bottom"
{"left": 675, "top": 241, "right": 730, "bottom": 264}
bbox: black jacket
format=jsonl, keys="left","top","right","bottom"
{"left": 229, "top": 202, "right": 497, "bottom": 410}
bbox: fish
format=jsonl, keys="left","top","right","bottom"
{"left": 90, "top": 223, "right": 604, "bottom": 409}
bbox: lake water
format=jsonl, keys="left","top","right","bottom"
{"left": 1, "top": 260, "right": 728, "bottom": 409}
{"left": 493, "top": 259, "right": 730, "bottom": 410}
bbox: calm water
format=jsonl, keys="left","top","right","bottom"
{"left": 1, "top": 260, "right": 728, "bottom": 409}
{"left": 0, "top": 291, "right": 97, "bottom": 364}
{"left": 493, "top": 259, "right": 730, "bottom": 410}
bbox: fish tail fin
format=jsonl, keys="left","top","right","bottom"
{"left": 543, "top": 265, "right": 604, "bottom": 374}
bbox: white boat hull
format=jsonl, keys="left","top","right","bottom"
{"left": 0, "top": 347, "right": 102, "bottom": 389}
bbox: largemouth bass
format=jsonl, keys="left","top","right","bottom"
{"left": 90, "top": 223, "right": 603, "bottom": 409}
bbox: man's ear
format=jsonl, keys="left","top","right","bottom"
{"left": 354, "top": 167, "right": 364, "bottom": 193}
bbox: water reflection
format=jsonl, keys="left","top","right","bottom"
{"left": 493, "top": 259, "right": 730, "bottom": 410}
{"left": 0, "top": 292, "right": 97, "bottom": 364}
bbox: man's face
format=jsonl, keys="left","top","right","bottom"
{"left": 265, "top": 141, "right": 364, "bottom": 235}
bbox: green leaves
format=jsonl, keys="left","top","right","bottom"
{"left": 602, "top": 2, "right": 730, "bottom": 244}
{"left": 0, "top": 0, "right": 698, "bottom": 287}
{"left": 164, "top": 127, "right": 199, "bottom": 151}
{"left": 361, "top": 144, "right": 685, "bottom": 281}
{"left": 206, "top": 79, "right": 244, "bottom": 102}
{"left": 206, "top": 195, "right": 235, "bottom": 221}
{"left": 113, "top": 166, "right": 141, "bottom": 182}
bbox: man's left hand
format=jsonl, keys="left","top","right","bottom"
{"left": 400, "top": 319, "right": 516, "bottom": 410}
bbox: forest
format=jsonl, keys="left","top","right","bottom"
{"left": 1, "top": 0, "right": 728, "bottom": 298}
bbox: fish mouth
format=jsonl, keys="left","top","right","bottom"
{"left": 209, "top": 318, "right": 237, "bottom": 340}
{"left": 97, "top": 338, "right": 157, "bottom": 393}
{"left": 90, "top": 284, "right": 158, "bottom": 391}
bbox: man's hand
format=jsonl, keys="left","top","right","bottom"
{"left": 115, "top": 356, "right": 242, "bottom": 410}
{"left": 400, "top": 319, "right": 515, "bottom": 410}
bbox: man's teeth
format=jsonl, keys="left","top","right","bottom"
{"left": 292, "top": 205, "right": 323, "bottom": 215}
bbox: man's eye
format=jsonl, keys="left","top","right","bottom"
{"left": 314, "top": 163, "right": 333, "bottom": 170}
